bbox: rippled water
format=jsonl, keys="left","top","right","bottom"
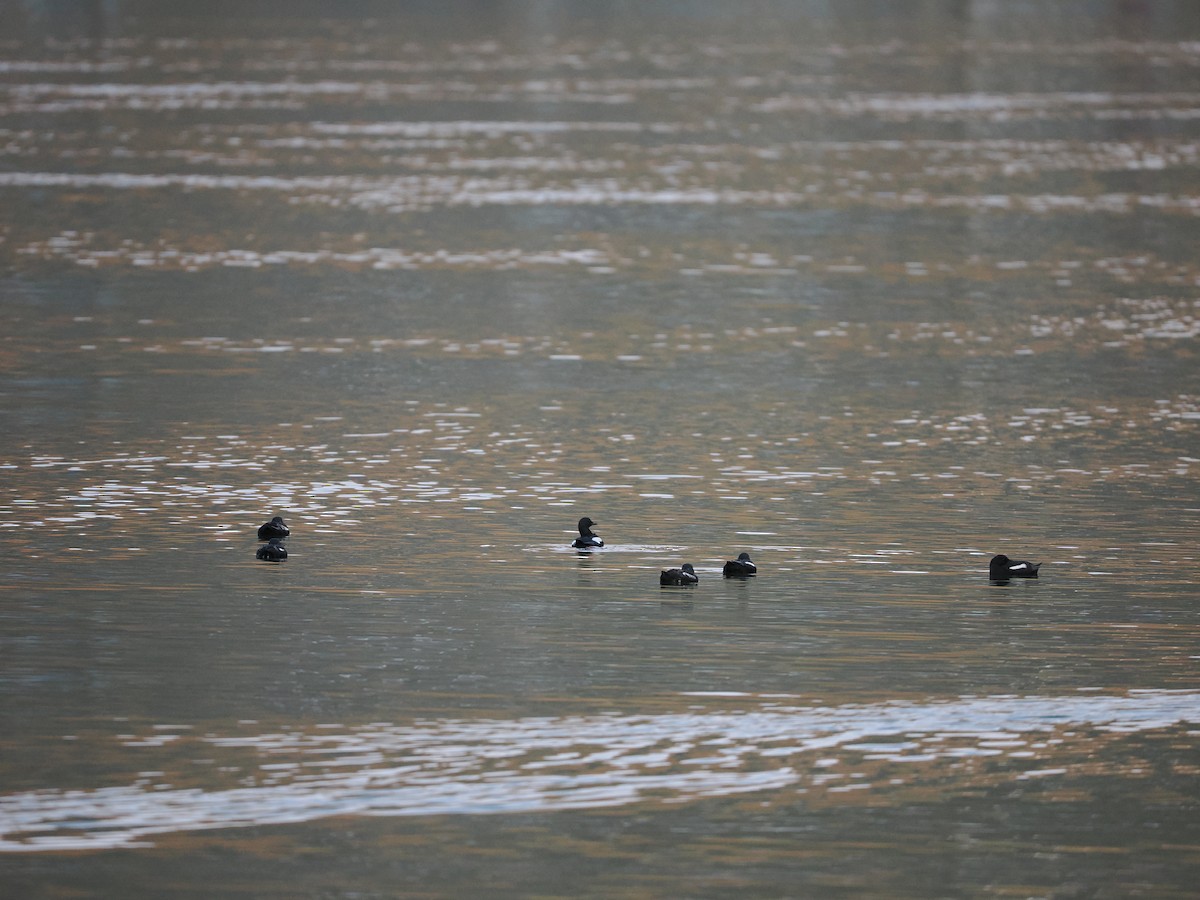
{"left": 2, "top": 2, "right": 1199, "bottom": 897}
{"left": 4, "top": 691, "right": 1196, "bottom": 852}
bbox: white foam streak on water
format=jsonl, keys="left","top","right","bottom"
{"left": 1, "top": 691, "right": 1195, "bottom": 852}
{"left": 753, "top": 91, "right": 1200, "bottom": 118}
{"left": 311, "top": 120, "right": 662, "bottom": 136}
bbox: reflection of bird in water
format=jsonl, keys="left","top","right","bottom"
{"left": 257, "top": 516, "right": 290, "bottom": 540}
{"left": 660, "top": 563, "right": 698, "bottom": 586}
{"left": 256, "top": 538, "right": 288, "bottom": 561}
{"left": 723, "top": 552, "right": 757, "bottom": 577}
{"left": 571, "top": 516, "right": 604, "bottom": 549}
{"left": 989, "top": 554, "right": 1039, "bottom": 580}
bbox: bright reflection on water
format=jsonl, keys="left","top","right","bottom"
{"left": 3, "top": 690, "right": 1195, "bottom": 852}
{"left": 1, "top": 1, "right": 1200, "bottom": 896}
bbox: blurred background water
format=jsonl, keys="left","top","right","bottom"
{"left": 1, "top": 1, "right": 1198, "bottom": 896}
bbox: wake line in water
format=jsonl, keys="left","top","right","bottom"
{"left": 1, "top": 690, "right": 1195, "bottom": 852}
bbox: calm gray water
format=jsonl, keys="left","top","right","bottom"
{"left": 2, "top": 1, "right": 1199, "bottom": 896}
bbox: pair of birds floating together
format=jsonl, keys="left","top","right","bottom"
{"left": 572, "top": 517, "right": 756, "bottom": 586}
{"left": 661, "top": 554, "right": 758, "bottom": 586}
{"left": 255, "top": 516, "right": 289, "bottom": 561}
{"left": 660, "top": 552, "right": 759, "bottom": 586}
{"left": 577, "top": 518, "right": 1041, "bottom": 586}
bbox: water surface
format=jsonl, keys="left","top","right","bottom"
{"left": 1, "top": 2, "right": 1199, "bottom": 897}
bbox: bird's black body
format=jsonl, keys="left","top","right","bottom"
{"left": 571, "top": 516, "right": 604, "bottom": 549}
{"left": 258, "top": 516, "right": 290, "bottom": 540}
{"left": 256, "top": 538, "right": 288, "bottom": 561}
{"left": 660, "top": 563, "right": 698, "bottom": 586}
{"left": 989, "top": 554, "right": 1040, "bottom": 580}
{"left": 723, "top": 552, "right": 757, "bottom": 577}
